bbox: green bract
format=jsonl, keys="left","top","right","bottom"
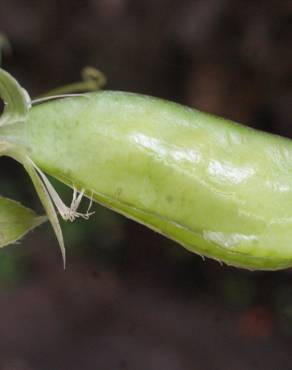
{"left": 0, "top": 197, "right": 46, "bottom": 247}
{"left": 1, "top": 67, "right": 292, "bottom": 270}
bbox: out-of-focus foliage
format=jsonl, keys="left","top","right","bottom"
{"left": 0, "top": 33, "right": 10, "bottom": 65}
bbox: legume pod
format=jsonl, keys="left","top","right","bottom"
{"left": 5, "top": 91, "right": 292, "bottom": 270}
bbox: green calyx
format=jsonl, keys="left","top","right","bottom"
{"left": 0, "top": 68, "right": 46, "bottom": 252}
{"left": 0, "top": 68, "right": 77, "bottom": 267}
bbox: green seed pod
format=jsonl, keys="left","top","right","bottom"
{"left": 1, "top": 66, "right": 292, "bottom": 271}
{"left": 5, "top": 91, "right": 290, "bottom": 271}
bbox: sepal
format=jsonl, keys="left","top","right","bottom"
{"left": 0, "top": 196, "right": 46, "bottom": 248}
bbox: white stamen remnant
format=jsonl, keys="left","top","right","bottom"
{"left": 66, "top": 187, "right": 95, "bottom": 222}
{"left": 27, "top": 157, "right": 94, "bottom": 222}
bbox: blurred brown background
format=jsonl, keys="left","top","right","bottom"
{"left": 0, "top": 0, "right": 292, "bottom": 369}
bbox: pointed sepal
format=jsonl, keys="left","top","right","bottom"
{"left": 0, "top": 68, "right": 31, "bottom": 127}
{"left": 0, "top": 196, "right": 46, "bottom": 248}
{"left": 22, "top": 158, "right": 66, "bottom": 268}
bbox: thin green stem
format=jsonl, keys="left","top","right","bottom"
{"left": 37, "top": 67, "right": 106, "bottom": 98}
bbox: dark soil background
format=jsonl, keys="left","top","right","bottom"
{"left": 0, "top": 1, "right": 292, "bottom": 369}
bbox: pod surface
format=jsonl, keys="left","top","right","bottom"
{"left": 21, "top": 91, "right": 292, "bottom": 269}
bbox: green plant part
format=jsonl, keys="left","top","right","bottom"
{"left": 36, "top": 66, "right": 106, "bottom": 98}
{"left": 0, "top": 196, "right": 46, "bottom": 248}
{"left": 1, "top": 67, "right": 292, "bottom": 270}
{"left": 0, "top": 34, "right": 11, "bottom": 66}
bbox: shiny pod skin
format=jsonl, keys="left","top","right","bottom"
{"left": 15, "top": 91, "right": 292, "bottom": 270}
